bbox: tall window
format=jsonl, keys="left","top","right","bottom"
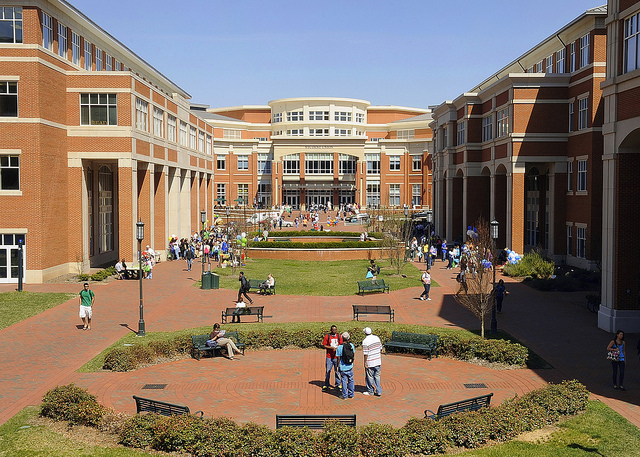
{"left": 42, "top": 12, "right": 53, "bottom": 50}
{"left": 366, "top": 153, "right": 380, "bottom": 175}
{"left": 397, "top": 129, "right": 415, "bottom": 139}
{"left": 624, "top": 12, "right": 640, "bottom": 73}
{"left": 114, "top": 59, "right": 121, "bottom": 71}
{"left": 104, "top": 53, "right": 112, "bottom": 71}
{"left": 237, "top": 155, "right": 249, "bottom": 170}
{"left": 216, "top": 155, "right": 226, "bottom": 170}
{"left": 257, "top": 182, "right": 272, "bottom": 207}
{"left": 257, "top": 153, "right": 272, "bottom": 174}
{"left": 189, "top": 127, "right": 196, "bottom": 149}
{"left": 0, "top": 7, "right": 22, "bottom": 43}
{"left": 457, "top": 120, "right": 466, "bottom": 145}
{"left": 287, "top": 111, "right": 303, "bottom": 121}
{"left": 366, "top": 182, "right": 380, "bottom": 206}
{"left": 57, "top": 23, "right": 67, "bottom": 58}
{"left": 0, "top": 81, "right": 18, "bottom": 117}
{"left": 389, "top": 184, "right": 400, "bottom": 206}
{"left": 95, "top": 47, "right": 103, "bottom": 71}
{"left": 496, "top": 108, "right": 509, "bottom": 137}
{"left": 567, "top": 160, "right": 574, "bottom": 192}
{"left": 198, "top": 131, "right": 204, "bottom": 152}
{"left": 84, "top": 40, "right": 92, "bottom": 70}
{"left": 71, "top": 32, "right": 80, "bottom": 65}
{"left": 579, "top": 33, "right": 590, "bottom": 68}
{"left": 309, "top": 110, "right": 328, "bottom": 120}
{"left": 179, "top": 121, "right": 187, "bottom": 146}
{"left": 80, "top": 94, "right": 117, "bottom": 125}
{"left": 535, "top": 61, "right": 543, "bottom": 73}
{"left": 578, "top": 97, "right": 588, "bottom": 130}
{"left": 545, "top": 55, "right": 553, "bottom": 73}
{"left": 412, "top": 184, "right": 421, "bottom": 206}
{"left": 216, "top": 183, "right": 226, "bottom": 203}
{"left": 305, "top": 153, "right": 333, "bottom": 174}
{"left": 135, "top": 98, "right": 148, "bottom": 131}
{"left": 577, "top": 159, "right": 587, "bottom": 191}
{"left": 569, "top": 42, "right": 576, "bottom": 72}
{"left": 412, "top": 155, "right": 421, "bottom": 171}
{"left": 283, "top": 154, "right": 300, "bottom": 174}
{"left": 0, "top": 155, "right": 19, "bottom": 190}
{"left": 206, "top": 134, "right": 212, "bottom": 155}
{"left": 568, "top": 102, "right": 574, "bottom": 132}
{"left": 556, "top": 48, "right": 565, "bottom": 73}
{"left": 167, "top": 115, "right": 176, "bottom": 142}
{"left": 339, "top": 154, "right": 357, "bottom": 174}
{"left": 237, "top": 184, "right": 249, "bottom": 205}
{"left": 482, "top": 115, "right": 493, "bottom": 142}
{"left": 334, "top": 111, "right": 351, "bottom": 122}
{"left": 389, "top": 156, "right": 401, "bottom": 171}
{"left": 577, "top": 226, "right": 586, "bottom": 258}
{"left": 153, "top": 107, "right": 163, "bottom": 137}
{"left": 567, "top": 225, "right": 573, "bottom": 255}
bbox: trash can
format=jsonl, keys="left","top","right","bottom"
{"left": 210, "top": 273, "right": 220, "bottom": 289}
{"left": 201, "top": 272, "right": 212, "bottom": 290}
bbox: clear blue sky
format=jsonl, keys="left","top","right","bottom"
{"left": 68, "top": 0, "right": 602, "bottom": 109}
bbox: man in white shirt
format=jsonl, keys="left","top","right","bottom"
{"left": 420, "top": 269, "right": 432, "bottom": 301}
{"left": 361, "top": 327, "right": 382, "bottom": 397}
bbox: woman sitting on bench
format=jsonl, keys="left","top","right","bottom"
{"left": 207, "top": 323, "right": 242, "bottom": 360}
{"left": 259, "top": 274, "right": 275, "bottom": 294}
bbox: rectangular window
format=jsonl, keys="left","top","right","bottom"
{"left": 42, "top": 12, "right": 53, "bottom": 50}
{"left": 305, "top": 153, "right": 333, "bottom": 174}
{"left": 389, "top": 156, "right": 401, "bottom": 171}
{"left": 0, "top": 81, "right": 18, "bottom": 117}
{"left": 254, "top": 137, "right": 268, "bottom": 141}
{"left": 179, "top": 121, "right": 187, "bottom": 146}
{"left": 567, "top": 225, "right": 573, "bottom": 255}
{"left": 80, "top": 93, "right": 117, "bottom": 125}
{"left": 135, "top": 98, "right": 148, "bottom": 131}
{"left": 366, "top": 153, "right": 380, "bottom": 175}
{"left": 114, "top": 59, "right": 121, "bottom": 71}
{"left": 206, "top": 134, "right": 212, "bottom": 154}
{"left": 570, "top": 42, "right": 576, "bottom": 72}
{"left": 287, "top": 111, "right": 303, "bottom": 121}
{"left": 482, "top": 115, "right": 493, "bottom": 142}
{"left": 198, "top": 131, "right": 204, "bottom": 152}
{"left": 568, "top": 102, "right": 574, "bottom": 132}
{"left": 567, "top": 160, "right": 574, "bottom": 192}
{"left": 257, "top": 182, "right": 272, "bottom": 207}
{"left": 577, "top": 160, "right": 587, "bottom": 191}
{"left": 496, "top": 108, "right": 509, "bottom": 137}
{"left": 309, "top": 110, "right": 329, "bottom": 120}
{"left": 334, "top": 128, "right": 351, "bottom": 137}
{"left": 339, "top": 154, "right": 356, "bottom": 174}
{"left": 412, "top": 184, "right": 421, "bottom": 206}
{"left": 578, "top": 97, "right": 588, "bottom": 130}
{"left": 95, "top": 47, "right": 103, "bottom": 71}
{"left": 309, "top": 128, "right": 329, "bottom": 136}
{"left": 0, "top": 7, "right": 22, "bottom": 43}
{"left": 105, "top": 53, "right": 112, "bottom": 71}
{"left": 153, "top": 107, "right": 163, "bottom": 137}
{"left": 257, "top": 153, "right": 272, "bottom": 174}
{"left": 57, "top": 23, "right": 67, "bottom": 58}
{"left": 0, "top": 155, "right": 19, "bottom": 190}
{"left": 580, "top": 33, "right": 590, "bottom": 68}
{"left": 545, "top": 55, "right": 553, "bottom": 73}
{"left": 457, "top": 120, "right": 466, "bottom": 145}
{"left": 577, "top": 226, "right": 586, "bottom": 258}
{"left": 283, "top": 154, "right": 300, "bottom": 174}
{"left": 216, "top": 183, "right": 226, "bottom": 203}
{"left": 535, "top": 61, "right": 543, "bottom": 73}
{"left": 624, "top": 12, "right": 640, "bottom": 73}
{"left": 556, "top": 48, "right": 565, "bottom": 73}
{"left": 71, "top": 32, "right": 80, "bottom": 65}
{"left": 389, "top": 184, "right": 400, "bottom": 206}
{"left": 84, "top": 40, "right": 92, "bottom": 70}
{"left": 287, "top": 129, "right": 304, "bottom": 136}
{"left": 366, "top": 182, "right": 380, "bottom": 206}
{"left": 189, "top": 127, "right": 196, "bottom": 149}
{"left": 237, "top": 184, "right": 249, "bottom": 205}
{"left": 356, "top": 113, "right": 365, "bottom": 123}
{"left": 237, "top": 155, "right": 249, "bottom": 170}
{"left": 412, "top": 155, "right": 421, "bottom": 171}
{"left": 216, "top": 155, "right": 226, "bottom": 170}
{"left": 167, "top": 115, "right": 176, "bottom": 142}
{"left": 272, "top": 112, "right": 282, "bottom": 123}
{"left": 335, "top": 111, "right": 351, "bottom": 122}
{"left": 397, "top": 129, "right": 415, "bottom": 139}
{"left": 223, "top": 129, "right": 241, "bottom": 139}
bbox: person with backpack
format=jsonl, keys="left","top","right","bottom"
{"left": 322, "top": 325, "right": 343, "bottom": 391}
{"left": 419, "top": 269, "right": 432, "bottom": 301}
{"left": 236, "top": 271, "right": 253, "bottom": 305}
{"left": 336, "top": 332, "right": 356, "bottom": 399}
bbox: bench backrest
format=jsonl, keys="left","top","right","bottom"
{"left": 353, "top": 305, "right": 392, "bottom": 313}
{"left": 133, "top": 395, "right": 190, "bottom": 416}
{"left": 276, "top": 414, "right": 356, "bottom": 429}
{"left": 191, "top": 334, "right": 209, "bottom": 347}
{"left": 357, "top": 280, "right": 386, "bottom": 287}
{"left": 436, "top": 393, "right": 493, "bottom": 418}
{"left": 224, "top": 307, "right": 263, "bottom": 315}
{"left": 390, "top": 331, "right": 438, "bottom": 347}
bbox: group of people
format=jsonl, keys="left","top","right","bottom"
{"left": 115, "top": 245, "right": 156, "bottom": 280}
{"left": 232, "top": 271, "right": 275, "bottom": 323}
{"left": 322, "top": 325, "right": 382, "bottom": 399}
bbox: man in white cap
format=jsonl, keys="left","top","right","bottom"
{"left": 362, "top": 327, "right": 382, "bottom": 396}
{"left": 336, "top": 331, "right": 355, "bottom": 399}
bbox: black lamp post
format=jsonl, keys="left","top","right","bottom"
{"left": 17, "top": 237, "right": 24, "bottom": 292}
{"left": 136, "top": 220, "right": 145, "bottom": 336}
{"left": 426, "top": 210, "right": 433, "bottom": 266}
{"left": 226, "top": 206, "right": 230, "bottom": 227}
{"left": 200, "top": 210, "right": 206, "bottom": 275}
{"left": 490, "top": 219, "right": 499, "bottom": 334}
{"left": 403, "top": 204, "right": 409, "bottom": 261}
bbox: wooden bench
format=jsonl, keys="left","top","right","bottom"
{"left": 424, "top": 393, "right": 493, "bottom": 420}
{"left": 248, "top": 279, "right": 276, "bottom": 295}
{"left": 384, "top": 331, "right": 438, "bottom": 360}
{"left": 352, "top": 304, "right": 394, "bottom": 322}
{"left": 133, "top": 395, "right": 203, "bottom": 417}
{"left": 191, "top": 331, "right": 246, "bottom": 360}
{"left": 275, "top": 414, "right": 356, "bottom": 429}
{"left": 221, "top": 306, "right": 264, "bottom": 323}
{"left": 357, "top": 279, "right": 389, "bottom": 295}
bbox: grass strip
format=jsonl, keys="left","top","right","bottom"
{"left": 0, "top": 291, "right": 76, "bottom": 330}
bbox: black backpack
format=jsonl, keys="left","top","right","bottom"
{"left": 376, "top": 265, "right": 381, "bottom": 275}
{"left": 240, "top": 276, "right": 249, "bottom": 291}
{"left": 341, "top": 342, "right": 354, "bottom": 365}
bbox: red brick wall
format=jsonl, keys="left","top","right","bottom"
{"left": 618, "top": 86, "right": 640, "bottom": 121}
{"left": 511, "top": 173, "right": 525, "bottom": 254}
{"left": 466, "top": 175, "right": 490, "bottom": 225}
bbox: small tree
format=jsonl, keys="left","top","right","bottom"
{"left": 453, "top": 219, "right": 496, "bottom": 338}
{"left": 377, "top": 206, "right": 410, "bottom": 275}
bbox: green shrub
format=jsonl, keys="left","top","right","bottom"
{"left": 358, "top": 423, "right": 406, "bottom": 457}
{"left": 503, "top": 250, "right": 555, "bottom": 279}
{"left": 315, "top": 420, "right": 359, "bottom": 457}
{"left": 77, "top": 274, "right": 90, "bottom": 281}
{"left": 271, "top": 426, "right": 316, "bottom": 457}
{"left": 236, "top": 422, "right": 277, "bottom": 457}
{"left": 119, "top": 413, "right": 162, "bottom": 448}
{"left": 400, "top": 417, "right": 449, "bottom": 455}
{"left": 441, "top": 410, "right": 490, "bottom": 448}
{"left": 249, "top": 241, "right": 383, "bottom": 249}
{"left": 103, "top": 347, "right": 136, "bottom": 371}
{"left": 262, "top": 230, "right": 383, "bottom": 238}
{"left": 41, "top": 383, "right": 105, "bottom": 426}
{"left": 190, "top": 417, "right": 242, "bottom": 457}
{"left": 151, "top": 414, "right": 207, "bottom": 453}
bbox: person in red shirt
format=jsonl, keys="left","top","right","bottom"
{"left": 322, "top": 325, "right": 343, "bottom": 391}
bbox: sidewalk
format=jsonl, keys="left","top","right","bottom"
{"left": 0, "top": 257, "right": 638, "bottom": 429}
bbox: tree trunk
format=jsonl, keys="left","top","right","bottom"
{"left": 480, "top": 315, "right": 485, "bottom": 339}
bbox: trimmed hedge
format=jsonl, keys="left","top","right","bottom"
{"left": 77, "top": 266, "right": 117, "bottom": 282}
{"left": 264, "top": 230, "right": 383, "bottom": 238}
{"left": 41, "top": 380, "right": 589, "bottom": 456}
{"left": 101, "top": 326, "right": 528, "bottom": 372}
{"left": 502, "top": 250, "right": 555, "bottom": 279}
{"left": 249, "top": 241, "right": 383, "bottom": 249}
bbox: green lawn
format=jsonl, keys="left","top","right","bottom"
{"left": 2, "top": 401, "right": 638, "bottom": 456}
{"left": 0, "top": 291, "right": 76, "bottom": 330}
{"left": 201, "top": 258, "right": 436, "bottom": 295}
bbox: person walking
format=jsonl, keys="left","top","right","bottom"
{"left": 336, "top": 332, "right": 355, "bottom": 399}
{"left": 322, "top": 325, "right": 343, "bottom": 391}
{"left": 419, "top": 269, "right": 432, "bottom": 301}
{"left": 362, "top": 327, "right": 382, "bottom": 396}
{"left": 185, "top": 244, "right": 194, "bottom": 271}
{"left": 607, "top": 330, "right": 626, "bottom": 390}
{"left": 495, "top": 279, "right": 507, "bottom": 312}
{"left": 78, "top": 282, "right": 95, "bottom": 331}
{"left": 237, "top": 271, "right": 253, "bottom": 305}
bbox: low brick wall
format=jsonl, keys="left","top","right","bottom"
{"left": 247, "top": 247, "right": 385, "bottom": 261}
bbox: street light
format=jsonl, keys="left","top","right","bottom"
{"left": 426, "top": 210, "right": 433, "bottom": 267}
{"left": 200, "top": 210, "right": 207, "bottom": 275}
{"left": 490, "top": 219, "right": 499, "bottom": 334}
{"left": 136, "top": 220, "right": 145, "bottom": 336}
{"left": 17, "top": 237, "right": 24, "bottom": 292}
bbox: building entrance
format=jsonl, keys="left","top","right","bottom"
{"left": 0, "top": 234, "right": 25, "bottom": 283}
{"left": 305, "top": 190, "right": 332, "bottom": 207}
{"left": 283, "top": 190, "right": 299, "bottom": 209}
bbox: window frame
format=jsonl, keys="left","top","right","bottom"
{"left": 482, "top": 115, "right": 493, "bottom": 142}
{"left": 71, "top": 32, "right": 81, "bottom": 65}
{"left": 412, "top": 155, "right": 422, "bottom": 171}
{"left": 412, "top": 184, "right": 421, "bottom": 206}
{"left": 167, "top": 115, "right": 176, "bottom": 142}
{"left": 567, "top": 225, "right": 573, "bottom": 255}
{"left": 84, "top": 40, "right": 92, "bottom": 71}
{"left": 576, "top": 226, "right": 586, "bottom": 258}
{"left": 135, "top": 98, "right": 148, "bottom": 131}
{"left": 569, "top": 42, "right": 576, "bottom": 72}
{"left": 389, "top": 155, "right": 401, "bottom": 171}
{"left": 0, "top": 7, "right": 23, "bottom": 44}
{"left": 80, "top": 93, "right": 117, "bottom": 126}
{"left": 0, "top": 154, "right": 20, "bottom": 191}
{"left": 624, "top": 12, "right": 640, "bottom": 73}
{"left": 153, "top": 107, "right": 164, "bottom": 138}
{"left": 95, "top": 47, "right": 103, "bottom": 71}
{"left": 556, "top": 48, "right": 565, "bottom": 73}
{"left": 237, "top": 155, "right": 249, "bottom": 171}
{"left": 567, "top": 160, "right": 574, "bottom": 192}
{"left": 57, "top": 22, "right": 67, "bottom": 58}
{"left": 339, "top": 154, "right": 357, "bottom": 174}
{"left": 579, "top": 33, "right": 590, "bottom": 68}
{"left": 578, "top": 97, "right": 588, "bottom": 130}
{"left": 457, "top": 120, "right": 466, "bottom": 145}
{"left": 577, "top": 159, "right": 587, "bottom": 192}
{"left": 287, "top": 111, "right": 303, "bottom": 122}
{"left": 216, "top": 154, "right": 226, "bottom": 170}
{"left": 388, "top": 183, "right": 400, "bottom": 206}
{"left": 334, "top": 111, "right": 352, "bottom": 122}
{"left": 309, "top": 110, "right": 329, "bottom": 121}
{"left": 237, "top": 183, "right": 249, "bottom": 205}
{"left": 0, "top": 81, "right": 18, "bottom": 117}
{"left": 496, "top": 108, "right": 509, "bottom": 138}
{"left": 283, "top": 154, "right": 300, "bottom": 174}
{"left": 305, "top": 153, "right": 333, "bottom": 175}
{"left": 42, "top": 12, "right": 53, "bottom": 51}
{"left": 568, "top": 101, "right": 575, "bottom": 132}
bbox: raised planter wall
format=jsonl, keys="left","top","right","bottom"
{"left": 247, "top": 247, "right": 385, "bottom": 261}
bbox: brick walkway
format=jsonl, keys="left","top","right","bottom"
{"left": 0, "top": 256, "right": 638, "bottom": 428}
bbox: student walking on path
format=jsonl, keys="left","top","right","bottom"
{"left": 78, "top": 282, "right": 95, "bottom": 330}
{"left": 607, "top": 330, "right": 626, "bottom": 390}
{"left": 419, "top": 269, "right": 432, "bottom": 301}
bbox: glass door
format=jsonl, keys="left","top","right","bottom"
{"left": 0, "top": 234, "right": 25, "bottom": 283}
